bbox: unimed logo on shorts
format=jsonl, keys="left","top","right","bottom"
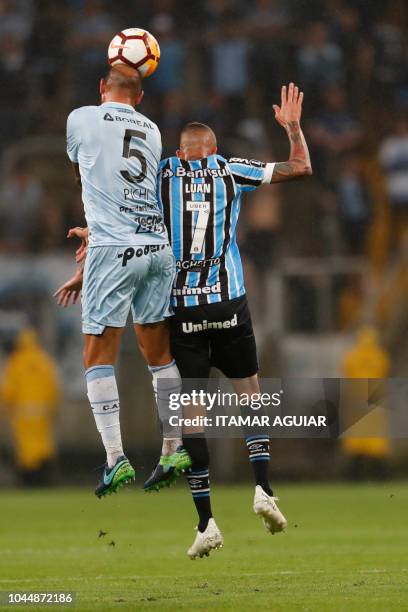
{"left": 182, "top": 314, "right": 238, "bottom": 333}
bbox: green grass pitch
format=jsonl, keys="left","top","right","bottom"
{"left": 1, "top": 483, "right": 407, "bottom": 611}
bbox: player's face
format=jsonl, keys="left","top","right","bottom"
{"left": 176, "top": 130, "right": 217, "bottom": 161}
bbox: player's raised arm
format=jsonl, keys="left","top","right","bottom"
{"left": 271, "top": 82, "right": 312, "bottom": 182}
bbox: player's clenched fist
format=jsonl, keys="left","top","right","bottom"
{"left": 272, "top": 83, "right": 304, "bottom": 129}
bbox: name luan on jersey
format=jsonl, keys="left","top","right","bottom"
{"left": 157, "top": 154, "right": 275, "bottom": 308}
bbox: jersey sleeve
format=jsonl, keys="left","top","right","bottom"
{"left": 66, "top": 109, "right": 82, "bottom": 163}
{"left": 228, "top": 157, "right": 275, "bottom": 191}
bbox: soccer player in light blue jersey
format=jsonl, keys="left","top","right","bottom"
{"left": 57, "top": 65, "right": 191, "bottom": 497}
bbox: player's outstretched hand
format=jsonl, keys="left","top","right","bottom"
{"left": 68, "top": 226, "right": 89, "bottom": 263}
{"left": 273, "top": 83, "right": 303, "bottom": 130}
{"left": 53, "top": 271, "right": 83, "bottom": 308}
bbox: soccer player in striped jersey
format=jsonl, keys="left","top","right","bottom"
{"left": 149, "top": 83, "right": 311, "bottom": 558}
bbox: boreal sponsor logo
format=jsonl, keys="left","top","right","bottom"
{"left": 182, "top": 314, "right": 237, "bottom": 333}
{"left": 114, "top": 116, "right": 154, "bottom": 129}
{"left": 102, "top": 111, "right": 154, "bottom": 129}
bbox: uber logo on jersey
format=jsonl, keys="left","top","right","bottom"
{"left": 104, "top": 112, "right": 114, "bottom": 121}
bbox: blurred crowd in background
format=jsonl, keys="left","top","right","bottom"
{"left": 0, "top": 0, "right": 408, "bottom": 484}
{"left": 0, "top": 0, "right": 407, "bottom": 326}
{"left": 0, "top": 0, "right": 407, "bottom": 250}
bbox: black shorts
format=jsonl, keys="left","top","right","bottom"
{"left": 170, "top": 295, "right": 258, "bottom": 380}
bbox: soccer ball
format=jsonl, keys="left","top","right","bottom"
{"left": 108, "top": 28, "right": 160, "bottom": 78}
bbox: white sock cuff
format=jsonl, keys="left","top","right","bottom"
{"left": 86, "top": 365, "right": 119, "bottom": 412}
{"left": 148, "top": 359, "right": 177, "bottom": 375}
{"left": 85, "top": 365, "right": 114, "bottom": 382}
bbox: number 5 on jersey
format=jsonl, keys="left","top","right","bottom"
{"left": 187, "top": 201, "right": 210, "bottom": 254}
{"left": 120, "top": 129, "right": 147, "bottom": 184}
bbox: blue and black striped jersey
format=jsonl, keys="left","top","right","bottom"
{"left": 157, "top": 154, "right": 274, "bottom": 307}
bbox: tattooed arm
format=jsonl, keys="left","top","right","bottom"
{"left": 271, "top": 83, "right": 312, "bottom": 183}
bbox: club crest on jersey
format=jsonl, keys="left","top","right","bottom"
{"left": 162, "top": 168, "right": 174, "bottom": 179}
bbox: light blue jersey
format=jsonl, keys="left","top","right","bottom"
{"left": 66, "top": 102, "right": 168, "bottom": 247}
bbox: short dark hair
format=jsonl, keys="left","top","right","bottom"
{"left": 181, "top": 122, "right": 214, "bottom": 135}
{"left": 104, "top": 66, "right": 142, "bottom": 97}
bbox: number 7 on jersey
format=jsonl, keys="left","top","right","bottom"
{"left": 186, "top": 201, "right": 210, "bottom": 254}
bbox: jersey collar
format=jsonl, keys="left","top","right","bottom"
{"left": 101, "top": 102, "right": 135, "bottom": 111}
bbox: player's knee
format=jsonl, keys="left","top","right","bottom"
{"left": 83, "top": 344, "right": 109, "bottom": 369}
{"left": 182, "top": 436, "right": 209, "bottom": 471}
